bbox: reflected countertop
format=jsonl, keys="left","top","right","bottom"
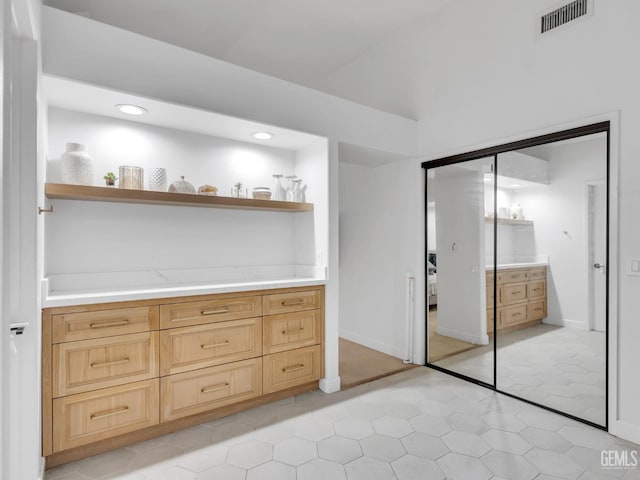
{"left": 485, "top": 262, "right": 549, "bottom": 271}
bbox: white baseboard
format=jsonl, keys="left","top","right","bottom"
{"left": 37, "top": 457, "right": 45, "bottom": 480}
{"left": 543, "top": 318, "right": 586, "bottom": 329}
{"left": 611, "top": 420, "right": 640, "bottom": 446}
{"left": 319, "top": 376, "right": 341, "bottom": 393}
{"left": 339, "top": 329, "right": 405, "bottom": 359}
{"left": 435, "top": 325, "right": 489, "bottom": 345}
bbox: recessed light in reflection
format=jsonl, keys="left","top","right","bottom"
{"left": 116, "top": 104, "right": 147, "bottom": 115}
{"left": 252, "top": 132, "right": 273, "bottom": 140}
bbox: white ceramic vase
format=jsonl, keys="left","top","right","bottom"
{"left": 61, "top": 143, "right": 94, "bottom": 185}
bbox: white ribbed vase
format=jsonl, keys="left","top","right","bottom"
{"left": 148, "top": 168, "right": 167, "bottom": 192}
{"left": 61, "top": 143, "right": 94, "bottom": 185}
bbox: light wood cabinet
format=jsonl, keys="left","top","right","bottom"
{"left": 52, "top": 306, "right": 159, "bottom": 343}
{"left": 486, "top": 266, "right": 547, "bottom": 332}
{"left": 159, "top": 317, "right": 262, "bottom": 376}
{"left": 161, "top": 358, "right": 262, "bottom": 421}
{"left": 263, "top": 310, "right": 322, "bottom": 354}
{"left": 53, "top": 332, "right": 158, "bottom": 397}
{"left": 53, "top": 379, "right": 160, "bottom": 452}
{"left": 42, "top": 285, "right": 324, "bottom": 467}
{"left": 263, "top": 345, "right": 321, "bottom": 394}
{"left": 160, "top": 295, "right": 262, "bottom": 329}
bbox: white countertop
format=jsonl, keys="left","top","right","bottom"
{"left": 485, "top": 261, "right": 548, "bottom": 271}
{"left": 42, "top": 265, "right": 326, "bottom": 308}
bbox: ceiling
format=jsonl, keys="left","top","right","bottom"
{"left": 43, "top": 0, "right": 449, "bottom": 119}
{"left": 45, "top": 75, "right": 326, "bottom": 151}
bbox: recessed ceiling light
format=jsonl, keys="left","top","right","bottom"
{"left": 252, "top": 132, "right": 273, "bottom": 140}
{"left": 510, "top": 184, "right": 522, "bottom": 188}
{"left": 116, "top": 104, "right": 147, "bottom": 115}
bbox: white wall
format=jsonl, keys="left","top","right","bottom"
{"left": 46, "top": 108, "right": 315, "bottom": 277}
{"left": 48, "top": 108, "right": 298, "bottom": 193}
{"left": 414, "top": 0, "right": 640, "bottom": 441}
{"left": 513, "top": 137, "right": 606, "bottom": 329}
{"left": 339, "top": 158, "right": 422, "bottom": 359}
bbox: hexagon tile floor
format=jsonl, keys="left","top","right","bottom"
{"left": 45, "top": 368, "right": 639, "bottom": 480}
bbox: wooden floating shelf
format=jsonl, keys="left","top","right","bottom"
{"left": 484, "top": 216, "right": 533, "bottom": 226}
{"left": 45, "top": 183, "right": 314, "bottom": 212}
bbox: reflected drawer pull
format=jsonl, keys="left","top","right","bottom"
{"left": 282, "top": 328, "right": 305, "bottom": 335}
{"left": 281, "top": 299, "right": 304, "bottom": 306}
{"left": 201, "top": 382, "right": 230, "bottom": 394}
{"left": 90, "top": 319, "right": 129, "bottom": 329}
{"left": 201, "top": 340, "right": 230, "bottom": 349}
{"left": 90, "top": 357, "right": 130, "bottom": 368}
{"left": 511, "top": 291, "right": 521, "bottom": 295}
{"left": 282, "top": 363, "right": 305, "bottom": 373}
{"left": 512, "top": 312, "right": 522, "bottom": 317}
{"left": 90, "top": 406, "right": 129, "bottom": 420}
{"left": 201, "top": 307, "right": 230, "bottom": 315}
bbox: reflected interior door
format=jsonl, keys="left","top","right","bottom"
{"left": 426, "top": 158, "right": 495, "bottom": 386}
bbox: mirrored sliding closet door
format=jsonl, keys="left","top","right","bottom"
{"left": 425, "top": 123, "right": 609, "bottom": 428}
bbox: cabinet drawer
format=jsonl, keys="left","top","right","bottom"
{"left": 528, "top": 267, "right": 547, "bottom": 280}
{"left": 264, "top": 310, "right": 321, "bottom": 354}
{"left": 502, "top": 283, "right": 528, "bottom": 305}
{"left": 529, "top": 300, "right": 547, "bottom": 321}
{"left": 263, "top": 345, "right": 321, "bottom": 394}
{"left": 528, "top": 280, "right": 546, "bottom": 300}
{"left": 486, "top": 309, "right": 494, "bottom": 334}
{"left": 52, "top": 306, "right": 159, "bottom": 344}
{"left": 53, "top": 332, "right": 158, "bottom": 397}
{"left": 486, "top": 309, "right": 501, "bottom": 333}
{"left": 160, "top": 318, "right": 262, "bottom": 376}
{"left": 497, "top": 270, "right": 528, "bottom": 284}
{"left": 53, "top": 379, "right": 159, "bottom": 452}
{"left": 502, "top": 304, "right": 528, "bottom": 327}
{"left": 486, "top": 284, "right": 502, "bottom": 308}
{"left": 161, "top": 358, "right": 262, "bottom": 422}
{"left": 160, "top": 296, "right": 262, "bottom": 329}
{"left": 263, "top": 290, "right": 322, "bottom": 316}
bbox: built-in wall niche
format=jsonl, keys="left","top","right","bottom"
{"left": 43, "top": 76, "right": 329, "bottom": 298}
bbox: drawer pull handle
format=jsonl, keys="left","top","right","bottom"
{"left": 89, "top": 319, "right": 129, "bottom": 329}
{"left": 512, "top": 312, "right": 522, "bottom": 317}
{"left": 511, "top": 291, "right": 521, "bottom": 295}
{"left": 201, "top": 382, "right": 230, "bottom": 394}
{"left": 201, "top": 307, "right": 230, "bottom": 316}
{"left": 90, "top": 357, "right": 130, "bottom": 368}
{"left": 201, "top": 340, "right": 230, "bottom": 349}
{"left": 281, "top": 299, "right": 305, "bottom": 306}
{"left": 90, "top": 406, "right": 129, "bottom": 420}
{"left": 282, "top": 327, "right": 305, "bottom": 335}
{"left": 282, "top": 363, "right": 305, "bottom": 373}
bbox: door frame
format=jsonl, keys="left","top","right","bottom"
{"left": 421, "top": 113, "right": 619, "bottom": 432}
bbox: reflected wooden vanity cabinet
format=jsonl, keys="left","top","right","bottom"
{"left": 42, "top": 285, "right": 324, "bottom": 467}
{"left": 486, "top": 266, "right": 547, "bottom": 332}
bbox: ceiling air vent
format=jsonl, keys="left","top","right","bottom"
{"left": 540, "top": 0, "right": 591, "bottom": 35}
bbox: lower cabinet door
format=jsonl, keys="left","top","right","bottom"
{"left": 52, "top": 379, "right": 159, "bottom": 452}
{"left": 263, "top": 345, "right": 321, "bottom": 394}
{"left": 161, "top": 358, "right": 262, "bottom": 422}
{"left": 529, "top": 300, "right": 547, "bottom": 321}
{"left": 502, "top": 303, "right": 528, "bottom": 327}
